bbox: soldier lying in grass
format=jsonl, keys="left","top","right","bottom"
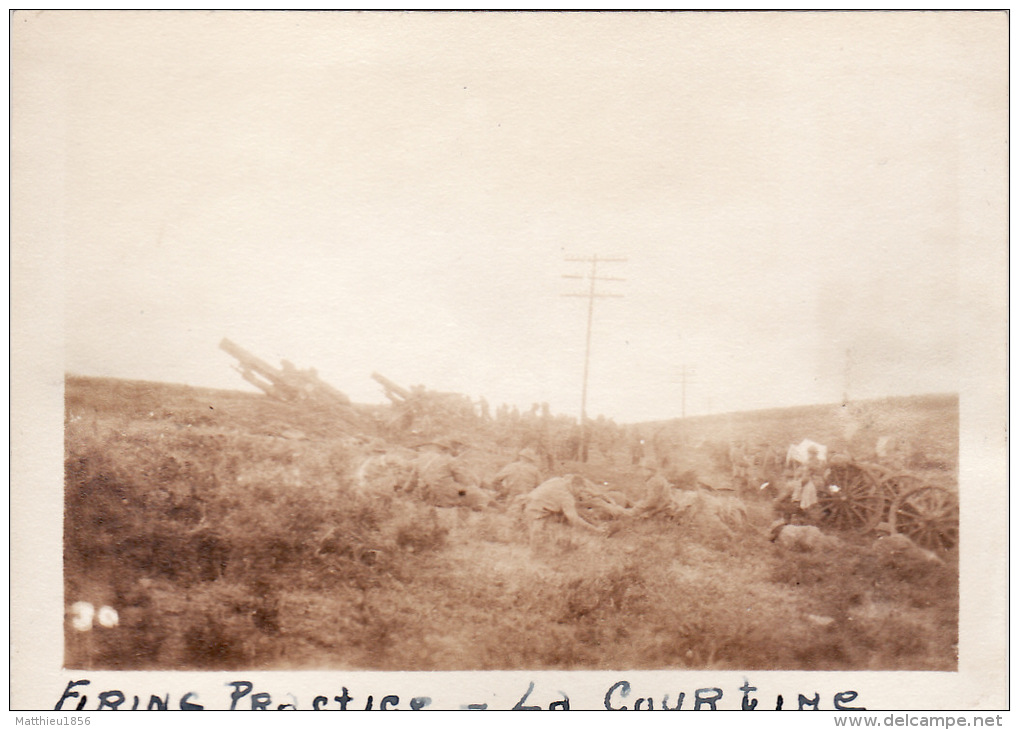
{"left": 632, "top": 461, "right": 675, "bottom": 516}
{"left": 488, "top": 447, "right": 544, "bottom": 500}
{"left": 518, "top": 475, "right": 631, "bottom": 541}
{"left": 411, "top": 441, "right": 494, "bottom": 510}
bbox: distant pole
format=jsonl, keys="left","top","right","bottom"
{"left": 562, "top": 255, "right": 626, "bottom": 462}
{"left": 843, "top": 347, "right": 853, "bottom": 405}
{"left": 675, "top": 363, "right": 697, "bottom": 418}
{"left": 681, "top": 364, "right": 692, "bottom": 418}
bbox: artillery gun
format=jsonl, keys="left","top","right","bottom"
{"left": 220, "top": 338, "right": 362, "bottom": 427}
{"left": 372, "top": 371, "right": 477, "bottom": 436}
{"left": 813, "top": 453, "right": 958, "bottom": 552}
{"left": 371, "top": 372, "right": 413, "bottom": 404}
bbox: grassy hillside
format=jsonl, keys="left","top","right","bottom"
{"left": 63, "top": 375, "right": 958, "bottom": 671}
{"left": 649, "top": 394, "right": 958, "bottom": 469}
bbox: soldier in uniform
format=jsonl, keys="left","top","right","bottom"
{"left": 769, "top": 445, "right": 826, "bottom": 537}
{"left": 792, "top": 446, "right": 825, "bottom": 519}
{"left": 519, "top": 475, "right": 633, "bottom": 542}
{"left": 521, "top": 475, "right": 607, "bottom": 540}
{"left": 411, "top": 440, "right": 491, "bottom": 510}
{"left": 633, "top": 461, "right": 675, "bottom": 516}
{"left": 729, "top": 440, "right": 749, "bottom": 492}
{"left": 489, "top": 448, "right": 544, "bottom": 500}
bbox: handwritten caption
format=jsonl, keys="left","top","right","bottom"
{"left": 54, "top": 678, "right": 865, "bottom": 711}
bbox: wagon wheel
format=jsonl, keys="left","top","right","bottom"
{"left": 818, "top": 462, "right": 884, "bottom": 532}
{"left": 878, "top": 472, "right": 926, "bottom": 517}
{"left": 891, "top": 484, "right": 959, "bottom": 551}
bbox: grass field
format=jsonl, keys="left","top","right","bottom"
{"left": 64, "top": 375, "right": 958, "bottom": 671}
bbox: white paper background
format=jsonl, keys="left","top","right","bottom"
{"left": 10, "top": 10, "right": 1008, "bottom": 710}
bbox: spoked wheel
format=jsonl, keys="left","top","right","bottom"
{"left": 891, "top": 485, "right": 959, "bottom": 551}
{"left": 818, "top": 462, "right": 885, "bottom": 532}
{"left": 879, "top": 472, "right": 926, "bottom": 511}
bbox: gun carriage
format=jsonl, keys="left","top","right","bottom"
{"left": 817, "top": 455, "right": 958, "bottom": 551}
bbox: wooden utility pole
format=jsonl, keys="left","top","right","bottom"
{"left": 680, "top": 363, "right": 697, "bottom": 419}
{"left": 842, "top": 347, "right": 853, "bottom": 406}
{"left": 670, "top": 362, "right": 697, "bottom": 418}
{"left": 562, "top": 255, "right": 626, "bottom": 461}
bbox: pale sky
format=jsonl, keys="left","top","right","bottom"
{"left": 15, "top": 11, "right": 1007, "bottom": 423}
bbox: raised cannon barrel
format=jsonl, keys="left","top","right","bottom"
{"left": 372, "top": 372, "right": 412, "bottom": 402}
{"left": 220, "top": 338, "right": 283, "bottom": 384}
{"left": 220, "top": 338, "right": 301, "bottom": 400}
{"left": 221, "top": 338, "right": 352, "bottom": 408}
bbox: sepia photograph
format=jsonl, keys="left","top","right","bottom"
{"left": 11, "top": 10, "right": 1007, "bottom": 709}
